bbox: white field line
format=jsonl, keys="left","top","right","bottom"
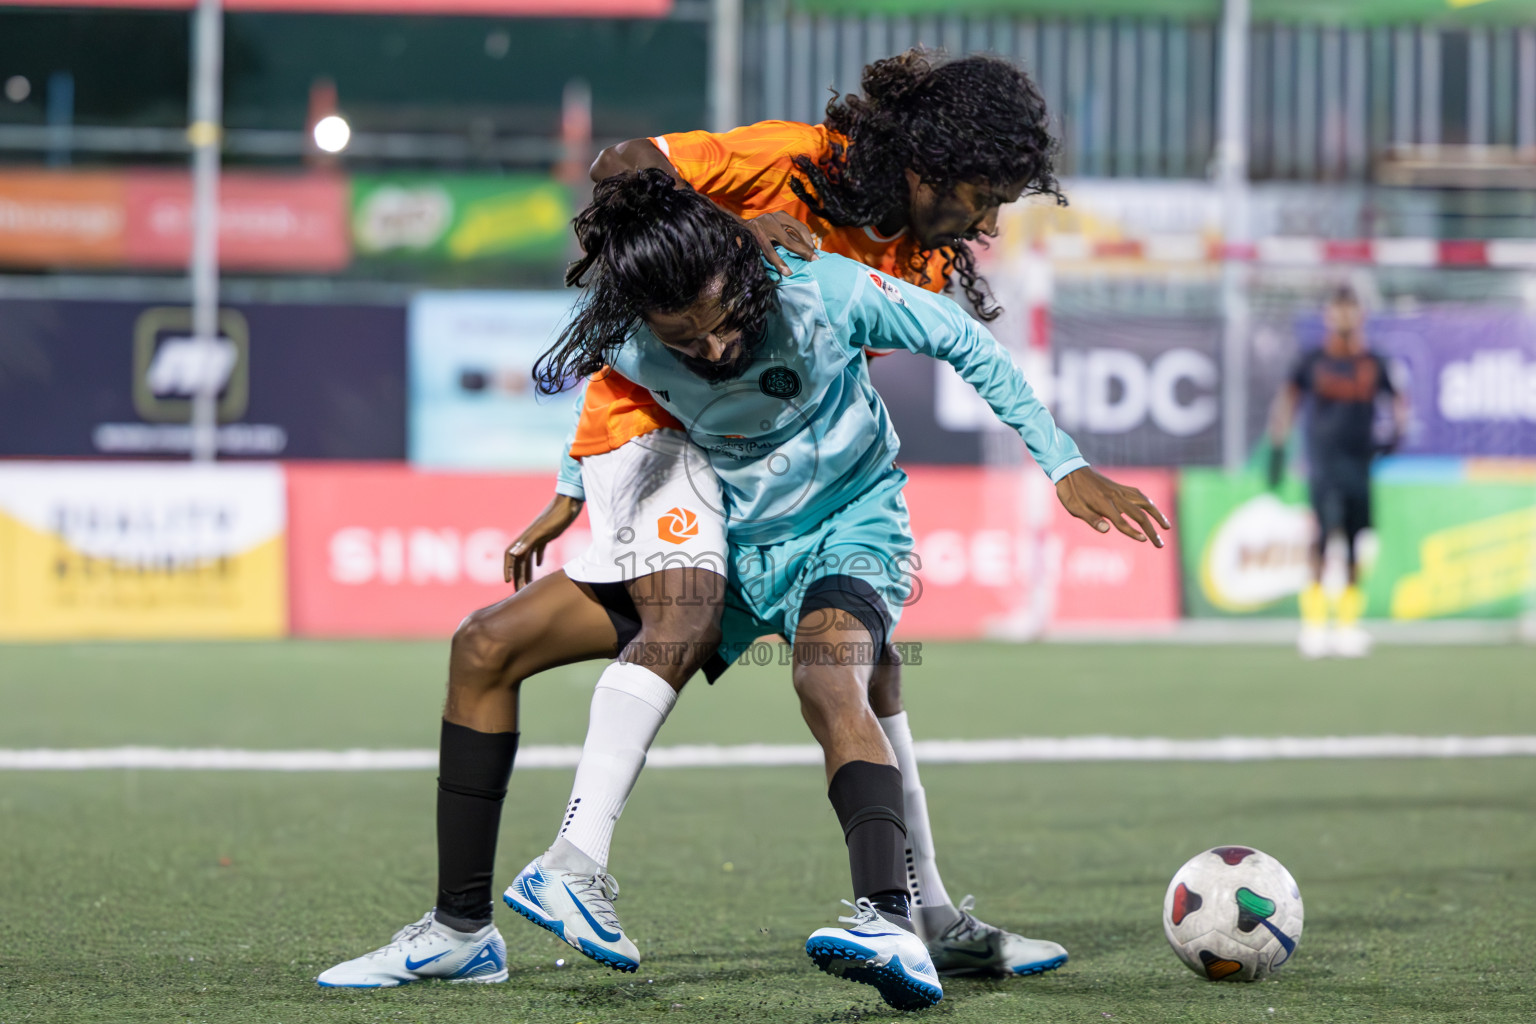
{"left": 2, "top": 735, "right": 1536, "bottom": 771}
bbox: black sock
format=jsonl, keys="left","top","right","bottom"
{"left": 866, "top": 888, "right": 912, "bottom": 922}
{"left": 434, "top": 721, "right": 519, "bottom": 932}
{"left": 827, "top": 760, "right": 913, "bottom": 932}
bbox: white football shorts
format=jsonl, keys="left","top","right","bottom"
{"left": 563, "top": 428, "right": 728, "bottom": 584}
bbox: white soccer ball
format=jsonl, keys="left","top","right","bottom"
{"left": 1162, "top": 845, "right": 1304, "bottom": 982}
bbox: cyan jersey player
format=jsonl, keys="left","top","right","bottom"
{"left": 319, "top": 172, "right": 1169, "bottom": 1010}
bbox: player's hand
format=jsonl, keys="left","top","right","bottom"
{"left": 504, "top": 494, "right": 584, "bottom": 589}
{"left": 1055, "top": 467, "right": 1170, "bottom": 548}
{"left": 743, "top": 211, "right": 818, "bottom": 275}
{"left": 1267, "top": 444, "right": 1286, "bottom": 490}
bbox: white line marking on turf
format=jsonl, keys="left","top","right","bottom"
{"left": 2, "top": 735, "right": 1535, "bottom": 771}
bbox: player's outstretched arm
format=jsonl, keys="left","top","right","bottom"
{"left": 823, "top": 260, "right": 1084, "bottom": 483}
{"left": 504, "top": 494, "right": 584, "bottom": 589}
{"left": 1055, "top": 467, "right": 1170, "bottom": 548}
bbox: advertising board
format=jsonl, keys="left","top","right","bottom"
{"left": 408, "top": 291, "right": 581, "bottom": 470}
{"left": 0, "top": 170, "right": 126, "bottom": 267}
{"left": 285, "top": 463, "right": 1177, "bottom": 640}
{"left": 1179, "top": 461, "right": 1536, "bottom": 619}
{"left": 0, "top": 169, "right": 349, "bottom": 271}
{"left": 285, "top": 464, "right": 591, "bottom": 637}
{"left": 870, "top": 315, "right": 1222, "bottom": 467}
{"left": 0, "top": 463, "right": 286, "bottom": 639}
{"left": 0, "top": 299, "right": 406, "bottom": 460}
{"left": 900, "top": 466, "right": 1181, "bottom": 637}
{"left": 1250, "top": 308, "right": 1536, "bottom": 458}
{"left": 352, "top": 175, "right": 570, "bottom": 265}
{"left": 0, "top": 0, "right": 672, "bottom": 13}
{"left": 123, "top": 171, "right": 350, "bottom": 272}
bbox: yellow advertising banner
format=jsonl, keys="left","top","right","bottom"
{"left": 0, "top": 463, "right": 287, "bottom": 639}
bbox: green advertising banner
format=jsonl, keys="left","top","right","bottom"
{"left": 1179, "top": 462, "right": 1536, "bottom": 620}
{"left": 350, "top": 175, "right": 571, "bottom": 265}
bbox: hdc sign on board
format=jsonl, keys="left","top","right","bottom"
{"left": 287, "top": 463, "right": 1177, "bottom": 639}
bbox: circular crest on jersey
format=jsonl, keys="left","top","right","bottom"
{"left": 758, "top": 365, "right": 801, "bottom": 400}
{"left": 680, "top": 384, "right": 818, "bottom": 526}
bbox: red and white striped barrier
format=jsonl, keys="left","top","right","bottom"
{"left": 1042, "top": 235, "right": 1536, "bottom": 268}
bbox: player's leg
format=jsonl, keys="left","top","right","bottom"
{"left": 547, "top": 564, "right": 724, "bottom": 871}
{"left": 1332, "top": 472, "right": 1373, "bottom": 657}
{"left": 867, "top": 654, "right": 954, "bottom": 923}
{"left": 506, "top": 431, "right": 727, "bottom": 971}
{"left": 869, "top": 648, "right": 1068, "bottom": 976}
{"left": 318, "top": 572, "right": 619, "bottom": 987}
{"left": 792, "top": 588, "right": 943, "bottom": 1011}
{"left": 1298, "top": 480, "right": 1337, "bottom": 658}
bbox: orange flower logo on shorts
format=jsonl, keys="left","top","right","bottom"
{"left": 657, "top": 507, "right": 699, "bottom": 545}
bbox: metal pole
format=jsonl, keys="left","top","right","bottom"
{"left": 189, "top": 0, "right": 223, "bottom": 463}
{"left": 1218, "top": 0, "right": 1251, "bottom": 471}
{"left": 709, "top": 0, "right": 743, "bottom": 133}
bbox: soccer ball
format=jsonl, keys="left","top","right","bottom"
{"left": 1162, "top": 845, "right": 1303, "bottom": 982}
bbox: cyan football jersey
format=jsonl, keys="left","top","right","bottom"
{"left": 556, "top": 251, "right": 1086, "bottom": 547}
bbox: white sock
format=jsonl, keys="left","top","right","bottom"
{"left": 879, "top": 712, "right": 955, "bottom": 922}
{"left": 550, "top": 662, "right": 678, "bottom": 871}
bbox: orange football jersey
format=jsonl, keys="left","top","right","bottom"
{"left": 571, "top": 119, "right": 950, "bottom": 460}
{"left": 656, "top": 121, "right": 949, "bottom": 289}
{"left": 568, "top": 371, "right": 684, "bottom": 458}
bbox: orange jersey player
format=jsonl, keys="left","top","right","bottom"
{"left": 570, "top": 117, "right": 956, "bottom": 460}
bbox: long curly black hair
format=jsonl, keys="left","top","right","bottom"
{"left": 534, "top": 169, "right": 779, "bottom": 396}
{"left": 790, "top": 48, "right": 1063, "bottom": 322}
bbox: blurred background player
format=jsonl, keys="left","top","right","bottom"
{"left": 1268, "top": 286, "right": 1409, "bottom": 658}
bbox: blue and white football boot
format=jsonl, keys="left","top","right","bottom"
{"left": 316, "top": 910, "right": 507, "bottom": 987}
{"left": 805, "top": 898, "right": 943, "bottom": 1010}
{"left": 503, "top": 855, "right": 640, "bottom": 973}
{"left": 922, "top": 895, "right": 1069, "bottom": 977}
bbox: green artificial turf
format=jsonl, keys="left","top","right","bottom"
{"left": 2, "top": 640, "right": 1533, "bottom": 748}
{"left": 1, "top": 641, "right": 1534, "bottom": 1022}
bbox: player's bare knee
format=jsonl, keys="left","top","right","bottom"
{"left": 449, "top": 606, "right": 524, "bottom": 691}
{"left": 791, "top": 663, "right": 866, "bottom": 717}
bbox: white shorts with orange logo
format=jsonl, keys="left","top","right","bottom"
{"left": 562, "top": 428, "right": 728, "bottom": 584}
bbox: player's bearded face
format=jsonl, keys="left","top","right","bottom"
{"left": 644, "top": 281, "right": 760, "bottom": 383}
{"left": 904, "top": 172, "right": 1032, "bottom": 251}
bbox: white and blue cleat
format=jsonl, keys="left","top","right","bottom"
{"left": 316, "top": 911, "right": 507, "bottom": 988}
{"left": 805, "top": 898, "right": 943, "bottom": 1011}
{"left": 503, "top": 856, "right": 640, "bottom": 973}
{"left": 923, "top": 895, "right": 1068, "bottom": 977}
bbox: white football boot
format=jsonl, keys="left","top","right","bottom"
{"left": 805, "top": 898, "right": 943, "bottom": 1010}
{"left": 1297, "top": 625, "right": 1331, "bottom": 659}
{"left": 922, "top": 895, "right": 1069, "bottom": 977}
{"left": 1331, "top": 625, "right": 1372, "bottom": 658}
{"left": 503, "top": 856, "right": 640, "bottom": 973}
{"left": 316, "top": 911, "right": 507, "bottom": 987}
